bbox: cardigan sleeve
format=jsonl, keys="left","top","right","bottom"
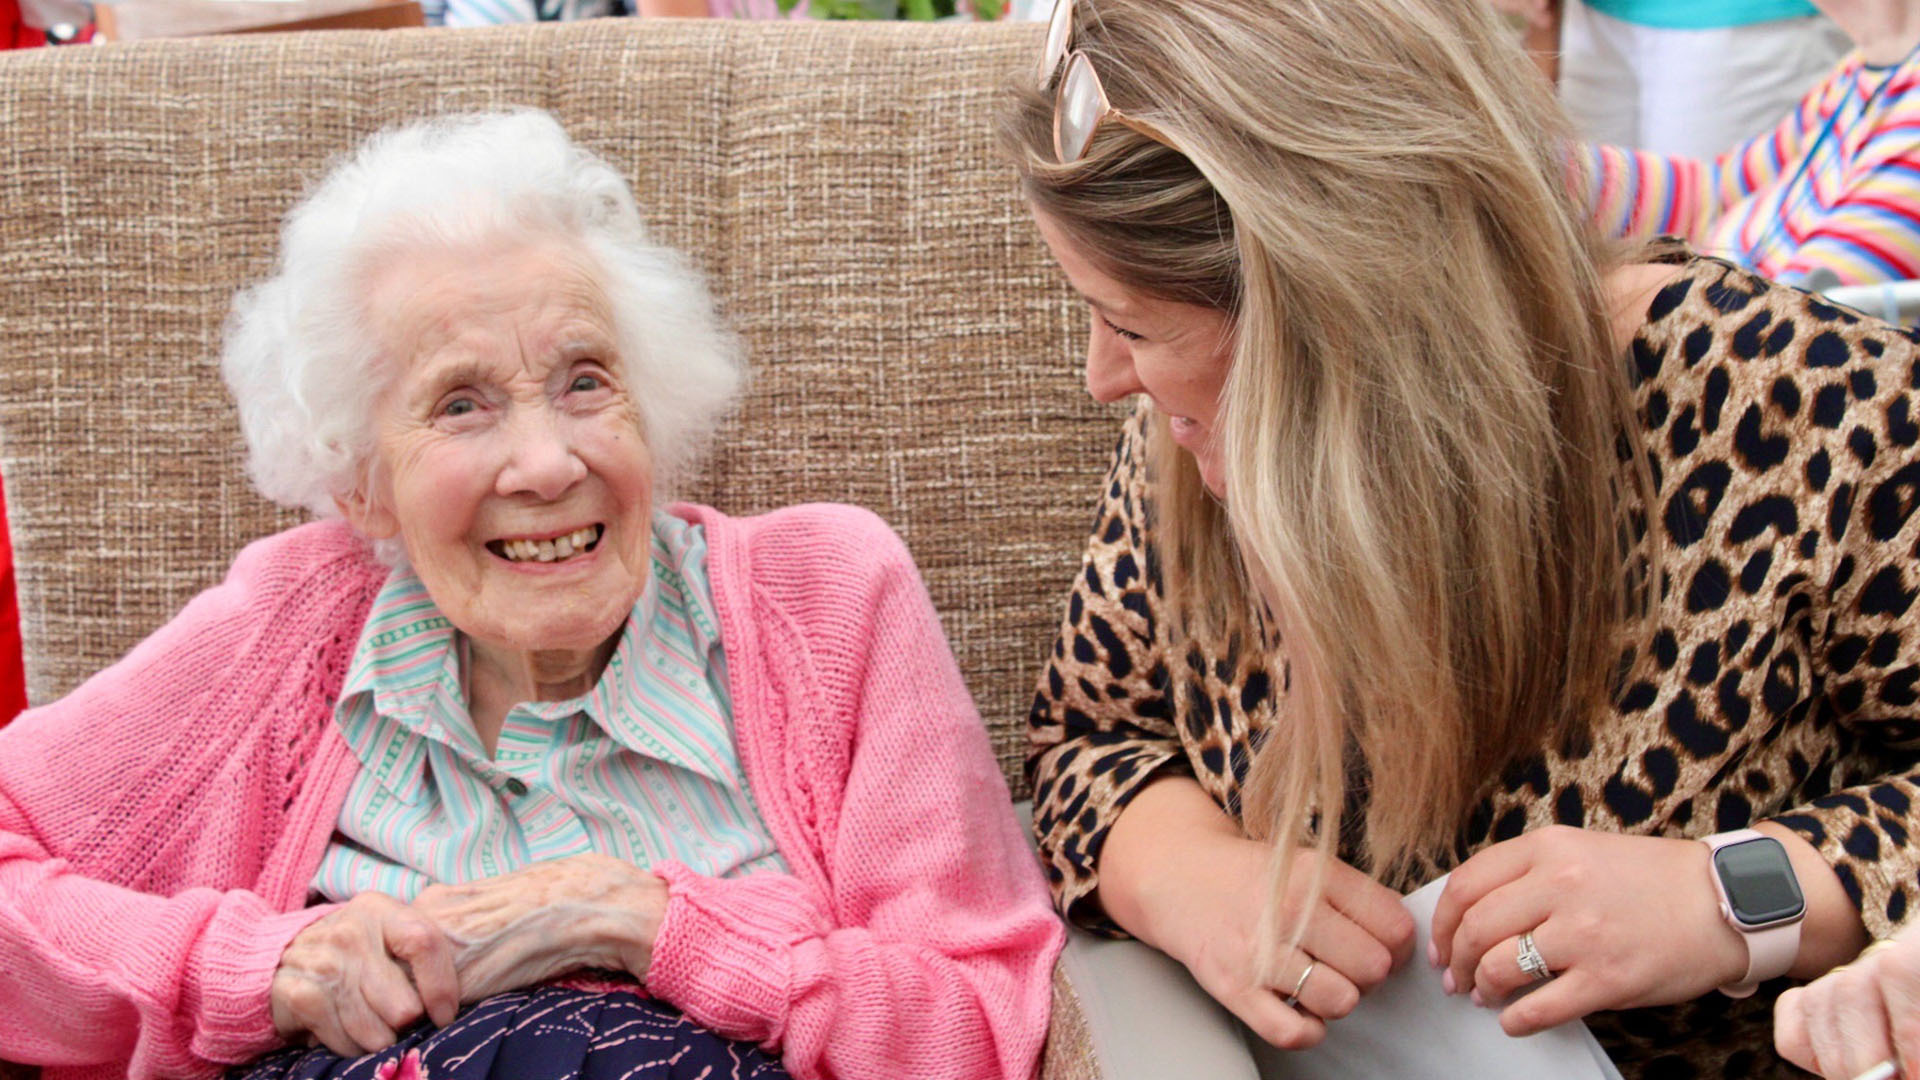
{"left": 0, "top": 533, "right": 344, "bottom": 1076}
{"left": 643, "top": 508, "right": 1063, "bottom": 1080}
{"left": 0, "top": 836, "right": 332, "bottom": 1074}
{"left": 1026, "top": 406, "right": 1188, "bottom": 936}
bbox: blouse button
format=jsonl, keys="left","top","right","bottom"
{"left": 504, "top": 777, "right": 529, "bottom": 797}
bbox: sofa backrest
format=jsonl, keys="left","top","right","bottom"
{"left": 0, "top": 20, "right": 1115, "bottom": 797}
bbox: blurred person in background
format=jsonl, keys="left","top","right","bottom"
{"left": 1495, "top": 0, "right": 1849, "bottom": 157}
{"left": 1587, "top": 0, "right": 1920, "bottom": 287}
{"left": 429, "top": 0, "right": 803, "bottom": 31}
{"left": 631, "top": 0, "right": 1001, "bottom": 18}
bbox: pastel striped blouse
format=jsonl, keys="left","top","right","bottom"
{"left": 1586, "top": 48, "right": 1920, "bottom": 287}
{"left": 312, "top": 512, "right": 785, "bottom": 904}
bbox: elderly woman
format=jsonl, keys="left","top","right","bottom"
{"left": 0, "top": 110, "right": 1060, "bottom": 1080}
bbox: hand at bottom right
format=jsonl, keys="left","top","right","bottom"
{"left": 1775, "top": 923, "right": 1920, "bottom": 1079}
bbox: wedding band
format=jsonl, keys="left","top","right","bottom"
{"left": 1284, "top": 959, "right": 1318, "bottom": 1008}
{"left": 1516, "top": 932, "right": 1552, "bottom": 982}
{"left": 1849, "top": 1061, "right": 1896, "bottom": 1080}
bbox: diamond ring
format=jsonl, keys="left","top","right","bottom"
{"left": 1516, "top": 932, "right": 1551, "bottom": 982}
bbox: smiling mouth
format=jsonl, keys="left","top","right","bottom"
{"left": 486, "top": 524, "right": 604, "bottom": 564}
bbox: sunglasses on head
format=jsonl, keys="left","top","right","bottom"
{"left": 1037, "top": 0, "right": 1180, "bottom": 164}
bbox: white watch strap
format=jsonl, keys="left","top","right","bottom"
{"left": 1703, "top": 829, "right": 1803, "bottom": 998}
{"left": 1734, "top": 919, "right": 1801, "bottom": 995}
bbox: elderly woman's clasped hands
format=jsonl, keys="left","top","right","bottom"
{"left": 271, "top": 854, "right": 666, "bottom": 1056}
{"left": 269, "top": 892, "right": 460, "bottom": 1056}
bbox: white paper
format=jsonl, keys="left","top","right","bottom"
{"left": 1248, "top": 875, "right": 1624, "bottom": 1079}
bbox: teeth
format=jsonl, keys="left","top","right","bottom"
{"left": 499, "top": 526, "right": 599, "bottom": 563}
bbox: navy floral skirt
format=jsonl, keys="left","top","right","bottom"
{"left": 232, "top": 986, "right": 793, "bottom": 1080}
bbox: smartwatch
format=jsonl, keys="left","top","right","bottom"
{"left": 1702, "top": 829, "right": 1806, "bottom": 998}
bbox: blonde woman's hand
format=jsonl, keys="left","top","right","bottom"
{"left": 270, "top": 892, "right": 460, "bottom": 1057}
{"left": 411, "top": 852, "right": 668, "bottom": 1004}
{"left": 1429, "top": 826, "right": 1748, "bottom": 1035}
{"left": 1775, "top": 927, "right": 1920, "bottom": 1078}
{"left": 1153, "top": 830, "right": 1416, "bottom": 1050}
{"left": 1096, "top": 776, "right": 1415, "bottom": 1050}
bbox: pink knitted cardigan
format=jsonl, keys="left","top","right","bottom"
{"left": 0, "top": 503, "right": 1062, "bottom": 1080}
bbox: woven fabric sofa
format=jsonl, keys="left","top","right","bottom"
{"left": 0, "top": 18, "right": 1276, "bottom": 1080}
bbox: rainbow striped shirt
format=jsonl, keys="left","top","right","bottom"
{"left": 312, "top": 512, "right": 785, "bottom": 903}
{"left": 1586, "top": 49, "right": 1920, "bottom": 287}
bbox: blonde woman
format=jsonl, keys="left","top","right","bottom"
{"left": 1008, "top": 0, "right": 1920, "bottom": 1075}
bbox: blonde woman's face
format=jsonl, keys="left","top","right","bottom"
{"left": 1033, "top": 207, "right": 1236, "bottom": 497}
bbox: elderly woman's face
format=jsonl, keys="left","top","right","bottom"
{"left": 346, "top": 239, "right": 654, "bottom": 656}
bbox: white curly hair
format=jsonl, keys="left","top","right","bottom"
{"left": 222, "top": 109, "right": 743, "bottom": 527}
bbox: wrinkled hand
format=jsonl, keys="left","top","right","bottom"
{"left": 1775, "top": 927, "right": 1920, "bottom": 1078}
{"left": 271, "top": 892, "right": 460, "bottom": 1057}
{"left": 1430, "top": 826, "right": 1746, "bottom": 1036}
{"left": 1156, "top": 832, "right": 1416, "bottom": 1050}
{"left": 412, "top": 852, "right": 669, "bottom": 1004}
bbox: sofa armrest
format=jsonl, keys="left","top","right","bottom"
{"left": 1016, "top": 801, "right": 1259, "bottom": 1080}
{"left": 1052, "top": 923, "right": 1261, "bottom": 1080}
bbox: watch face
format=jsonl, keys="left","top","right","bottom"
{"left": 1714, "top": 838, "right": 1807, "bottom": 927}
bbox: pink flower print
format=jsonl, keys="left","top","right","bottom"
{"left": 374, "top": 1050, "right": 426, "bottom": 1080}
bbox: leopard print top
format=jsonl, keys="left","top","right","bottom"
{"left": 1026, "top": 254, "right": 1920, "bottom": 1079}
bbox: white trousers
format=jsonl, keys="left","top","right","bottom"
{"left": 1559, "top": 3, "right": 1852, "bottom": 157}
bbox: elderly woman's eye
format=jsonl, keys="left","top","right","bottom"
{"left": 442, "top": 398, "right": 478, "bottom": 418}
{"left": 570, "top": 373, "right": 606, "bottom": 393}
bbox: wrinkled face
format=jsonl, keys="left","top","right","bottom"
{"left": 345, "top": 238, "right": 654, "bottom": 656}
{"left": 1032, "top": 207, "right": 1236, "bottom": 498}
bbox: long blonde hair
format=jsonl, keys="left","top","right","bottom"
{"left": 1000, "top": 0, "right": 1655, "bottom": 964}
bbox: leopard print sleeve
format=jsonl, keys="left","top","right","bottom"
{"left": 1027, "top": 404, "right": 1189, "bottom": 936}
{"left": 1728, "top": 299, "right": 1920, "bottom": 933}
{"left": 1765, "top": 311, "right": 1920, "bottom": 941}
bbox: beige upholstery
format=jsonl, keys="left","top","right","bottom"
{"left": 0, "top": 20, "right": 1120, "bottom": 1078}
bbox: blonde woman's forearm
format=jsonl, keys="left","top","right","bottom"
{"left": 1096, "top": 774, "right": 1244, "bottom": 950}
